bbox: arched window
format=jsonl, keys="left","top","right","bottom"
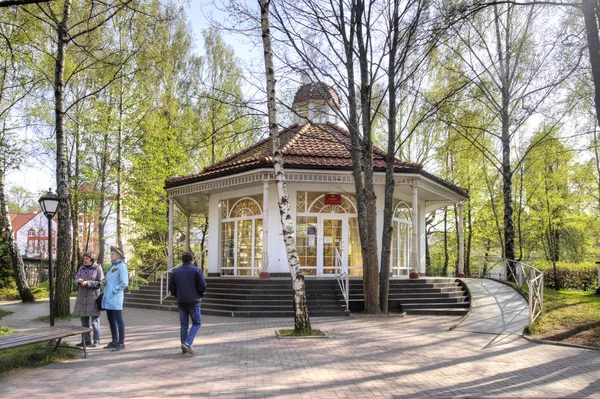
{"left": 38, "top": 228, "right": 46, "bottom": 237}
{"left": 391, "top": 201, "right": 412, "bottom": 277}
{"left": 28, "top": 228, "right": 35, "bottom": 237}
{"left": 306, "top": 194, "right": 357, "bottom": 214}
{"left": 220, "top": 196, "right": 263, "bottom": 276}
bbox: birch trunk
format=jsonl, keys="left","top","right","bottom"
{"left": 54, "top": 1, "right": 74, "bottom": 317}
{"left": 0, "top": 168, "right": 35, "bottom": 302}
{"left": 259, "top": 0, "right": 311, "bottom": 331}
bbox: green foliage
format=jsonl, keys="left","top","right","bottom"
{"left": 0, "top": 309, "right": 13, "bottom": 319}
{"left": 0, "top": 340, "right": 80, "bottom": 374}
{"left": 533, "top": 261, "right": 599, "bottom": 291}
{"left": 37, "top": 314, "right": 78, "bottom": 323}
{"left": 525, "top": 289, "right": 600, "bottom": 348}
{"left": 278, "top": 329, "right": 324, "bottom": 337}
{"left": 0, "top": 234, "right": 14, "bottom": 289}
{"left": 31, "top": 282, "right": 49, "bottom": 300}
{"left": 0, "top": 281, "right": 20, "bottom": 300}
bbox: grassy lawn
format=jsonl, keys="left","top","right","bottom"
{"left": 527, "top": 290, "right": 600, "bottom": 348}
{"left": 37, "top": 314, "right": 79, "bottom": 323}
{"left": 278, "top": 329, "right": 325, "bottom": 337}
{"left": 0, "top": 309, "right": 14, "bottom": 319}
{"left": 0, "top": 309, "right": 79, "bottom": 374}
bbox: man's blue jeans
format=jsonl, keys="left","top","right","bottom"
{"left": 178, "top": 304, "right": 202, "bottom": 346}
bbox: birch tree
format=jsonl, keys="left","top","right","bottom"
{"left": 22, "top": 0, "right": 135, "bottom": 316}
{"left": 259, "top": 0, "right": 311, "bottom": 331}
{"left": 438, "top": 3, "right": 579, "bottom": 278}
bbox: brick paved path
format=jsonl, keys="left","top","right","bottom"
{"left": 0, "top": 300, "right": 598, "bottom": 398}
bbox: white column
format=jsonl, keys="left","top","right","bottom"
{"left": 458, "top": 202, "right": 465, "bottom": 276}
{"left": 168, "top": 198, "right": 174, "bottom": 270}
{"left": 262, "top": 180, "right": 269, "bottom": 274}
{"left": 185, "top": 214, "right": 191, "bottom": 251}
{"left": 411, "top": 185, "right": 419, "bottom": 274}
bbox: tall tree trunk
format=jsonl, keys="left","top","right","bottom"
{"left": 70, "top": 119, "right": 80, "bottom": 284}
{"left": 583, "top": 0, "right": 600, "bottom": 128}
{"left": 593, "top": 126, "right": 600, "bottom": 212}
{"left": 97, "top": 131, "right": 109, "bottom": 265}
{"left": 259, "top": 0, "right": 311, "bottom": 331}
{"left": 443, "top": 207, "right": 448, "bottom": 276}
{"left": 116, "top": 65, "right": 125, "bottom": 252}
{"left": 495, "top": 7, "right": 516, "bottom": 281}
{"left": 466, "top": 198, "right": 472, "bottom": 277}
{"left": 379, "top": 0, "right": 401, "bottom": 313}
{"left": 356, "top": 0, "right": 380, "bottom": 314}
{"left": 54, "top": 1, "right": 74, "bottom": 317}
{"left": 454, "top": 205, "right": 460, "bottom": 276}
{"left": 0, "top": 167, "right": 35, "bottom": 302}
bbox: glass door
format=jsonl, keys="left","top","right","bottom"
{"left": 321, "top": 218, "right": 343, "bottom": 275}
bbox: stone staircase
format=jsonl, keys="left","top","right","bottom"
{"left": 123, "top": 277, "right": 348, "bottom": 317}
{"left": 123, "top": 277, "right": 470, "bottom": 317}
{"left": 348, "top": 278, "right": 470, "bottom": 316}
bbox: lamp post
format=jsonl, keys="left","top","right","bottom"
{"left": 38, "top": 190, "right": 59, "bottom": 327}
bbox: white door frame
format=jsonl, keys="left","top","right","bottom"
{"left": 317, "top": 215, "right": 348, "bottom": 277}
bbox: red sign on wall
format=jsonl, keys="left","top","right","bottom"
{"left": 324, "top": 193, "right": 342, "bottom": 205}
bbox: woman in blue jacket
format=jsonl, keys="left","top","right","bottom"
{"left": 102, "top": 246, "right": 128, "bottom": 351}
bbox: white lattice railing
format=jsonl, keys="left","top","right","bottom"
{"left": 478, "top": 258, "right": 544, "bottom": 325}
{"left": 335, "top": 248, "right": 349, "bottom": 311}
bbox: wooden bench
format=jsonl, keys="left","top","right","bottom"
{"left": 0, "top": 326, "right": 94, "bottom": 358}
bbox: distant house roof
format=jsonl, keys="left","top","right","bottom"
{"left": 165, "top": 122, "right": 468, "bottom": 197}
{"left": 9, "top": 213, "right": 39, "bottom": 233}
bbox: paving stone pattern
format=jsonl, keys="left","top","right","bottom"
{"left": 0, "top": 299, "right": 598, "bottom": 398}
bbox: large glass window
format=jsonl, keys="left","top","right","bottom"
{"left": 392, "top": 201, "right": 412, "bottom": 277}
{"left": 220, "top": 195, "right": 263, "bottom": 276}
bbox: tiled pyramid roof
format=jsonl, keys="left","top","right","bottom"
{"left": 166, "top": 122, "right": 420, "bottom": 188}
{"left": 165, "top": 122, "right": 467, "bottom": 197}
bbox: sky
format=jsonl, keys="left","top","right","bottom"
{"left": 7, "top": 1, "right": 255, "bottom": 201}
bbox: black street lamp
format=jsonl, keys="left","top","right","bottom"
{"left": 38, "top": 189, "right": 59, "bottom": 327}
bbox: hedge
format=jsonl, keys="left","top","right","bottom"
{"left": 533, "top": 261, "right": 599, "bottom": 291}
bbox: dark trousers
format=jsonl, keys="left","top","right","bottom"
{"left": 106, "top": 309, "right": 125, "bottom": 346}
{"left": 178, "top": 304, "right": 201, "bottom": 346}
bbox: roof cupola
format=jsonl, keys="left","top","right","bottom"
{"left": 292, "top": 82, "right": 340, "bottom": 124}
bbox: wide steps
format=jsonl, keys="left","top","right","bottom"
{"left": 124, "top": 277, "right": 470, "bottom": 318}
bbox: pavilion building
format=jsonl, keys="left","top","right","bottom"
{"left": 164, "top": 83, "right": 469, "bottom": 280}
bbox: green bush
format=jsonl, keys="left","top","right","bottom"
{"left": 0, "top": 281, "right": 20, "bottom": 300}
{"left": 31, "top": 283, "right": 49, "bottom": 300}
{"left": 534, "top": 261, "right": 599, "bottom": 291}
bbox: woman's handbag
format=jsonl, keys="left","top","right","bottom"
{"left": 96, "top": 293, "right": 105, "bottom": 311}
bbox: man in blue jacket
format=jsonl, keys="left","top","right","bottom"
{"left": 168, "top": 251, "right": 207, "bottom": 355}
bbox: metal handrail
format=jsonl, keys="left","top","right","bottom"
{"left": 478, "top": 257, "right": 544, "bottom": 324}
{"left": 334, "top": 248, "right": 349, "bottom": 311}
{"left": 159, "top": 264, "right": 181, "bottom": 304}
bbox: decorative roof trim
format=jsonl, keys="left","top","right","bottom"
{"left": 167, "top": 168, "right": 468, "bottom": 201}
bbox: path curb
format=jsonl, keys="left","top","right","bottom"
{"left": 523, "top": 335, "right": 600, "bottom": 351}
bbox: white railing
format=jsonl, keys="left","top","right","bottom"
{"left": 159, "top": 249, "right": 208, "bottom": 304}
{"left": 334, "top": 248, "right": 349, "bottom": 311}
{"left": 478, "top": 258, "right": 544, "bottom": 324}
{"left": 159, "top": 264, "right": 181, "bottom": 304}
